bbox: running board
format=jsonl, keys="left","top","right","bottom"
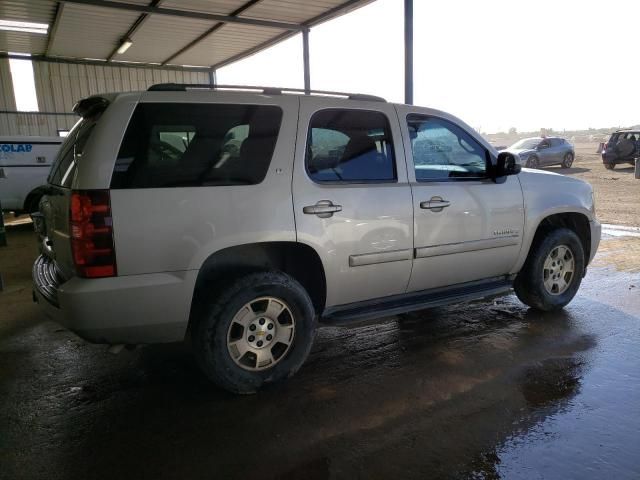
{"left": 321, "top": 276, "right": 514, "bottom": 325}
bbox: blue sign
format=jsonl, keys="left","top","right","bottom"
{"left": 0, "top": 144, "right": 33, "bottom": 153}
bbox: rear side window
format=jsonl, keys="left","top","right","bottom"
{"left": 306, "top": 109, "right": 396, "bottom": 183}
{"left": 111, "top": 103, "right": 283, "bottom": 188}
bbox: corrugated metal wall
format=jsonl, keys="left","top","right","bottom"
{"left": 34, "top": 61, "right": 210, "bottom": 112}
{"left": 0, "top": 59, "right": 210, "bottom": 137}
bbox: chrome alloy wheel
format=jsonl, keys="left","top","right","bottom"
{"left": 226, "top": 297, "right": 295, "bottom": 371}
{"left": 543, "top": 245, "right": 575, "bottom": 295}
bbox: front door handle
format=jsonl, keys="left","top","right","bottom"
{"left": 303, "top": 200, "right": 342, "bottom": 218}
{"left": 420, "top": 196, "right": 450, "bottom": 212}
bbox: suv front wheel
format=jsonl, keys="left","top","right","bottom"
{"left": 514, "top": 228, "right": 585, "bottom": 311}
{"left": 193, "top": 271, "right": 316, "bottom": 394}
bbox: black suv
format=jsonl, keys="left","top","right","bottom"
{"left": 602, "top": 130, "right": 639, "bottom": 170}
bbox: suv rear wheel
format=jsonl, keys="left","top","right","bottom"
{"left": 514, "top": 227, "right": 585, "bottom": 311}
{"left": 193, "top": 271, "right": 316, "bottom": 394}
{"left": 604, "top": 163, "right": 615, "bottom": 170}
{"left": 562, "top": 152, "right": 574, "bottom": 168}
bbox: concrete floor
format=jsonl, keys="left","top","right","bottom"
{"left": 1, "top": 223, "right": 639, "bottom": 479}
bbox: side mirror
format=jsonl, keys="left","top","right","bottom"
{"left": 493, "top": 152, "right": 521, "bottom": 182}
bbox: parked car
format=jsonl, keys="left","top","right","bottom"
{"left": 601, "top": 130, "right": 639, "bottom": 170}
{"left": 0, "top": 136, "right": 63, "bottom": 214}
{"left": 504, "top": 137, "right": 575, "bottom": 168}
{"left": 32, "top": 84, "right": 600, "bottom": 393}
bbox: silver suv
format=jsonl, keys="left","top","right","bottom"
{"left": 33, "top": 84, "right": 601, "bottom": 393}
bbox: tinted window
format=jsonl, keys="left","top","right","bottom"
{"left": 306, "top": 109, "right": 396, "bottom": 183}
{"left": 111, "top": 103, "right": 282, "bottom": 188}
{"left": 48, "top": 119, "right": 95, "bottom": 187}
{"left": 407, "top": 115, "right": 488, "bottom": 181}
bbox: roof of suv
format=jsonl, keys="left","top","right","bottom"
{"left": 146, "top": 83, "right": 388, "bottom": 103}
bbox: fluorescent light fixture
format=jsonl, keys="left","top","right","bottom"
{"left": 0, "top": 19, "right": 48, "bottom": 35}
{"left": 116, "top": 38, "right": 133, "bottom": 55}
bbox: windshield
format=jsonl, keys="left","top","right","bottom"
{"left": 510, "top": 138, "right": 540, "bottom": 150}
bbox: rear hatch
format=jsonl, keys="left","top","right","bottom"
{"left": 38, "top": 97, "right": 109, "bottom": 280}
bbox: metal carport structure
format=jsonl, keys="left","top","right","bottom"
{"left": 0, "top": 0, "right": 415, "bottom": 135}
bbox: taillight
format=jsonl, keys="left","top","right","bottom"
{"left": 70, "top": 190, "right": 117, "bottom": 278}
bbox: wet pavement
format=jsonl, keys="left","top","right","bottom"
{"left": 1, "top": 224, "right": 639, "bottom": 479}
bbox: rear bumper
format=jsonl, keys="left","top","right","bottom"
{"left": 602, "top": 153, "right": 636, "bottom": 165}
{"left": 33, "top": 255, "right": 198, "bottom": 344}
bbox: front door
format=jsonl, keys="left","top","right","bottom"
{"left": 292, "top": 97, "right": 414, "bottom": 308}
{"left": 396, "top": 107, "right": 525, "bottom": 292}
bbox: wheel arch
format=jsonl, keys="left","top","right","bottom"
{"left": 23, "top": 185, "right": 49, "bottom": 213}
{"left": 188, "top": 241, "right": 327, "bottom": 332}
{"left": 516, "top": 211, "right": 591, "bottom": 274}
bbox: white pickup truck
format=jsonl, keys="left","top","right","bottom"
{"left": 0, "top": 136, "right": 63, "bottom": 214}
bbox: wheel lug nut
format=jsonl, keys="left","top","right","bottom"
{"left": 257, "top": 340, "right": 263, "bottom": 347}
{"left": 249, "top": 325, "right": 256, "bottom": 331}
{"left": 259, "top": 318, "right": 265, "bottom": 325}
{"left": 267, "top": 334, "right": 273, "bottom": 341}
{"left": 248, "top": 335, "right": 255, "bottom": 342}
{"left": 267, "top": 324, "right": 274, "bottom": 330}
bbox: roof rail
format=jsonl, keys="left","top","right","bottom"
{"left": 147, "top": 83, "right": 386, "bottom": 102}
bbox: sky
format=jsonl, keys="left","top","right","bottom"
{"left": 8, "top": 0, "right": 640, "bottom": 133}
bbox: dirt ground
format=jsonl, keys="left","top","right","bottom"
{"left": 544, "top": 142, "right": 638, "bottom": 226}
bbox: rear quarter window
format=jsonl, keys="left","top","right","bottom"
{"left": 48, "top": 119, "right": 95, "bottom": 187}
{"left": 111, "top": 103, "right": 283, "bottom": 189}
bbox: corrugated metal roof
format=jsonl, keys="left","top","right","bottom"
{"left": 170, "top": 22, "right": 286, "bottom": 67}
{"left": 0, "top": 0, "right": 374, "bottom": 68}
{"left": 0, "top": 0, "right": 57, "bottom": 25}
{"left": 48, "top": 4, "right": 141, "bottom": 59}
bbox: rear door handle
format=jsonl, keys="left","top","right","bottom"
{"left": 303, "top": 200, "right": 342, "bottom": 218}
{"left": 420, "top": 196, "right": 450, "bottom": 212}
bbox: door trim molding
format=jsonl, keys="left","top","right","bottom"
{"left": 349, "top": 248, "right": 413, "bottom": 267}
{"left": 415, "top": 235, "right": 520, "bottom": 259}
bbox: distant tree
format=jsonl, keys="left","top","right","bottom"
{"left": 508, "top": 127, "right": 517, "bottom": 135}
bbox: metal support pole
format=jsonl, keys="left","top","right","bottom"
{"left": 302, "top": 29, "right": 311, "bottom": 94}
{"left": 404, "top": 0, "right": 414, "bottom": 105}
{"left": 208, "top": 69, "right": 217, "bottom": 86}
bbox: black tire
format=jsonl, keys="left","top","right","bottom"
{"left": 526, "top": 156, "right": 539, "bottom": 168}
{"left": 604, "top": 163, "right": 615, "bottom": 170}
{"left": 514, "top": 227, "right": 585, "bottom": 311}
{"left": 193, "top": 271, "right": 316, "bottom": 394}
{"left": 562, "top": 152, "right": 574, "bottom": 168}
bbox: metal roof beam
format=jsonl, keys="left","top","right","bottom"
{"left": 106, "top": 0, "right": 162, "bottom": 61}
{"left": 59, "top": 0, "right": 304, "bottom": 31}
{"left": 45, "top": 3, "right": 65, "bottom": 56}
{"left": 161, "top": 0, "right": 262, "bottom": 66}
{"left": 0, "top": 52, "right": 212, "bottom": 72}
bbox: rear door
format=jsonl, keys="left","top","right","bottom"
{"left": 537, "top": 138, "right": 553, "bottom": 165}
{"left": 548, "top": 138, "right": 564, "bottom": 164}
{"left": 396, "top": 106, "right": 525, "bottom": 292}
{"left": 292, "top": 97, "right": 414, "bottom": 308}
